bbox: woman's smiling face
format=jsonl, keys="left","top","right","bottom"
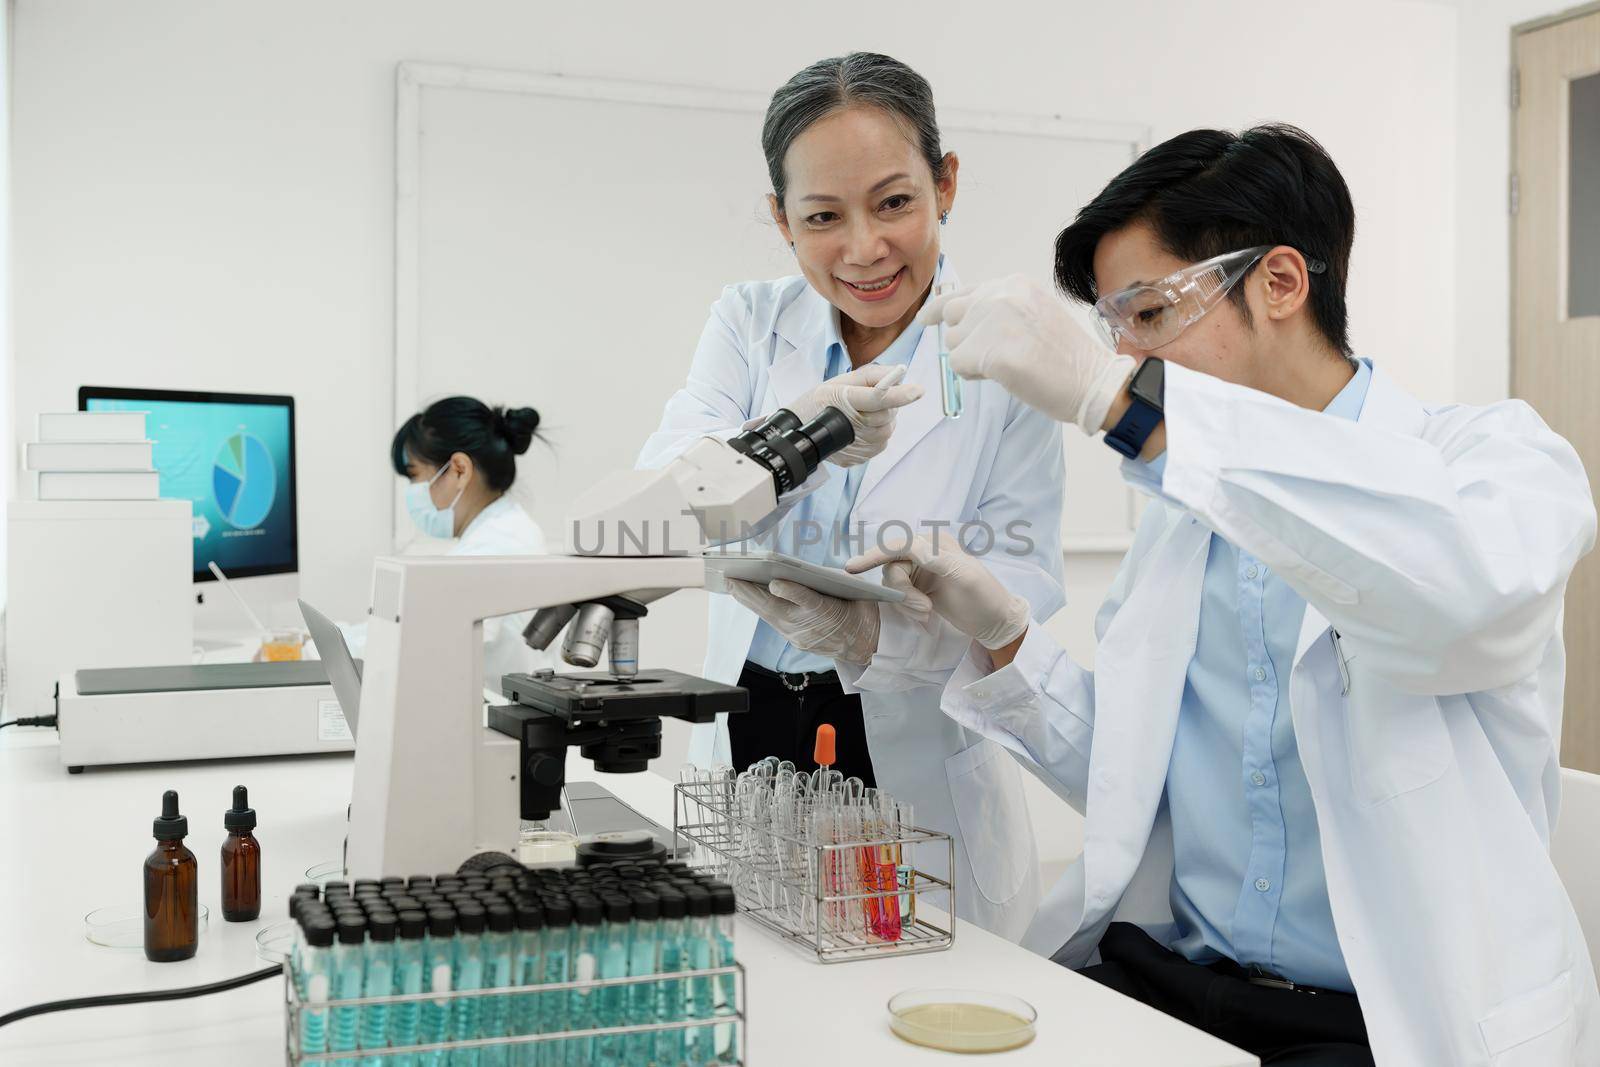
{"left": 770, "top": 105, "right": 956, "bottom": 332}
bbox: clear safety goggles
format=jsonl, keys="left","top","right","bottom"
{"left": 1091, "top": 245, "right": 1321, "bottom": 352}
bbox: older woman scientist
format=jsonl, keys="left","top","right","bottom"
{"left": 637, "top": 52, "right": 1065, "bottom": 941}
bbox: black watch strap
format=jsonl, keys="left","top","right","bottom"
{"left": 1104, "top": 359, "right": 1165, "bottom": 459}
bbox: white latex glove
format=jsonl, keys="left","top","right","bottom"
{"left": 787, "top": 363, "right": 925, "bottom": 467}
{"left": 847, "top": 535, "right": 1030, "bottom": 650}
{"left": 726, "top": 578, "right": 881, "bottom": 665}
{"left": 917, "top": 274, "right": 1135, "bottom": 436}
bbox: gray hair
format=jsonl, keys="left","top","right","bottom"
{"left": 761, "top": 52, "right": 949, "bottom": 208}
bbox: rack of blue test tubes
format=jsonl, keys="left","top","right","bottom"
{"left": 283, "top": 860, "right": 745, "bottom": 1066}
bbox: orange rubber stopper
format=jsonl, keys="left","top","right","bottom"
{"left": 813, "top": 723, "right": 837, "bottom": 768}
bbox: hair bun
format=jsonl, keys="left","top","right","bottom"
{"left": 495, "top": 406, "right": 541, "bottom": 455}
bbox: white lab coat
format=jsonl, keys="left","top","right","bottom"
{"left": 637, "top": 271, "right": 1066, "bottom": 941}
{"left": 339, "top": 495, "right": 552, "bottom": 689}
{"left": 941, "top": 361, "right": 1600, "bottom": 1066}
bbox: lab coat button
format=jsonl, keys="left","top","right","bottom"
{"left": 1253, "top": 667, "right": 1267, "bottom": 682}
{"left": 1255, "top": 878, "right": 1271, "bottom": 892}
{"left": 1245, "top": 565, "right": 1259, "bottom": 580}
{"left": 1251, "top": 771, "right": 1266, "bottom": 786}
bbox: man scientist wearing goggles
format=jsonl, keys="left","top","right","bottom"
{"left": 735, "top": 123, "right": 1599, "bottom": 1065}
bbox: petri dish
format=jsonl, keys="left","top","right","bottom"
{"left": 255, "top": 919, "right": 297, "bottom": 963}
{"left": 304, "top": 859, "right": 345, "bottom": 883}
{"left": 85, "top": 904, "right": 210, "bottom": 949}
{"left": 888, "top": 988, "right": 1037, "bottom": 1053}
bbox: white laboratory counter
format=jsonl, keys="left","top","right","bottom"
{"left": 0, "top": 729, "right": 1255, "bottom": 1066}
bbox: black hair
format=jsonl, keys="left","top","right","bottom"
{"left": 762, "top": 52, "right": 949, "bottom": 207}
{"left": 389, "top": 396, "right": 541, "bottom": 493}
{"left": 1055, "top": 123, "right": 1355, "bottom": 358}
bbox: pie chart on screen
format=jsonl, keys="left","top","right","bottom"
{"left": 212, "top": 433, "right": 276, "bottom": 529}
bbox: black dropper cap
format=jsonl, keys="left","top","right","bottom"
{"left": 224, "top": 785, "right": 256, "bottom": 832}
{"left": 398, "top": 910, "right": 427, "bottom": 940}
{"left": 336, "top": 915, "right": 367, "bottom": 944}
{"left": 152, "top": 790, "right": 188, "bottom": 840}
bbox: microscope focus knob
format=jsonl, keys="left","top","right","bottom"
{"left": 526, "top": 752, "right": 565, "bottom": 789}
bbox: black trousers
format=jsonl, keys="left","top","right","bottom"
{"left": 1078, "top": 923, "right": 1374, "bottom": 1067}
{"left": 727, "top": 662, "right": 876, "bottom": 786}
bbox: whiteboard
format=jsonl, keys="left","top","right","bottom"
{"left": 396, "top": 64, "right": 1147, "bottom": 674}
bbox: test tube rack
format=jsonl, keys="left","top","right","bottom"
{"left": 673, "top": 779, "right": 956, "bottom": 963}
{"left": 284, "top": 961, "right": 747, "bottom": 1064}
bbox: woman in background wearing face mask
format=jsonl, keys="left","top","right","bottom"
{"left": 338, "top": 396, "right": 550, "bottom": 688}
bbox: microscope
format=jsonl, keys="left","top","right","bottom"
{"left": 345, "top": 406, "right": 854, "bottom": 876}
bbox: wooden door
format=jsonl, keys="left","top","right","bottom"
{"left": 1513, "top": 7, "right": 1600, "bottom": 771}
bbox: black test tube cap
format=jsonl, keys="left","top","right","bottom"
{"left": 368, "top": 912, "right": 398, "bottom": 942}
{"left": 398, "top": 910, "right": 427, "bottom": 940}
{"left": 336, "top": 915, "right": 368, "bottom": 944}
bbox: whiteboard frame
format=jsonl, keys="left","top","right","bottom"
{"left": 393, "top": 61, "right": 1150, "bottom": 553}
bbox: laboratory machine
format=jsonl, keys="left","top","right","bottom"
{"left": 345, "top": 404, "right": 870, "bottom": 877}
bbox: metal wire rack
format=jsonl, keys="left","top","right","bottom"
{"left": 284, "top": 961, "right": 746, "bottom": 1065}
{"left": 673, "top": 779, "right": 954, "bottom": 963}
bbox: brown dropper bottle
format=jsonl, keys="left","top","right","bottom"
{"left": 221, "top": 785, "right": 261, "bottom": 921}
{"left": 143, "top": 789, "right": 198, "bottom": 962}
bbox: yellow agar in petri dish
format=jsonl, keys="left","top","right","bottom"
{"left": 889, "top": 990, "right": 1037, "bottom": 1053}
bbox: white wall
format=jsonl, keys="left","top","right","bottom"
{"left": 11, "top": 0, "right": 1464, "bottom": 635}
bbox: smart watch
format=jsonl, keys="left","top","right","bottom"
{"left": 1104, "top": 358, "right": 1165, "bottom": 459}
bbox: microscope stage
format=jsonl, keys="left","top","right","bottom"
{"left": 499, "top": 668, "right": 746, "bottom": 725}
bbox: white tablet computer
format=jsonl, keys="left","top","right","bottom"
{"left": 702, "top": 549, "right": 906, "bottom": 603}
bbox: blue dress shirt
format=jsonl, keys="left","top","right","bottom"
{"left": 744, "top": 310, "right": 923, "bottom": 675}
{"left": 1127, "top": 359, "right": 1372, "bottom": 992}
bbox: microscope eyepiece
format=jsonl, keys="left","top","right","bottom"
{"left": 728, "top": 406, "right": 855, "bottom": 494}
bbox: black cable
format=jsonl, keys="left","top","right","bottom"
{"left": 0, "top": 964, "right": 281, "bottom": 1028}
{"left": 0, "top": 715, "right": 57, "bottom": 730}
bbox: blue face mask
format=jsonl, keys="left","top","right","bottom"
{"left": 404, "top": 463, "right": 464, "bottom": 539}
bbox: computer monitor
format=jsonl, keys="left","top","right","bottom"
{"left": 80, "top": 387, "right": 298, "bottom": 634}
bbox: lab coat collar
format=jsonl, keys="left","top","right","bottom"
{"left": 768, "top": 284, "right": 831, "bottom": 410}
{"left": 1352, "top": 360, "right": 1425, "bottom": 437}
{"left": 766, "top": 262, "right": 959, "bottom": 502}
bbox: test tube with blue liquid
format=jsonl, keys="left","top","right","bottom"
{"left": 511, "top": 903, "right": 543, "bottom": 1067}
{"left": 361, "top": 911, "right": 398, "bottom": 1065}
{"left": 934, "top": 281, "right": 962, "bottom": 418}
{"left": 653, "top": 890, "right": 689, "bottom": 1067}
{"left": 537, "top": 899, "right": 573, "bottom": 1067}
{"left": 331, "top": 915, "right": 367, "bottom": 1065}
{"left": 450, "top": 903, "right": 487, "bottom": 1067}
{"left": 479, "top": 905, "right": 517, "bottom": 1067}
{"left": 625, "top": 892, "right": 661, "bottom": 1065}
{"left": 391, "top": 910, "right": 428, "bottom": 1067}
